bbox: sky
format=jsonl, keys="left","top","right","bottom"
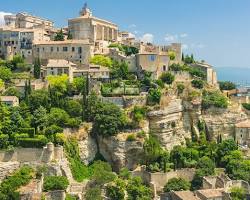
{"left": 1, "top": 0, "right": 250, "bottom": 68}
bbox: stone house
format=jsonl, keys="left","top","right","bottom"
{"left": 41, "top": 59, "right": 77, "bottom": 82}
{"left": 0, "top": 96, "right": 19, "bottom": 107}
{"left": 15, "top": 79, "right": 46, "bottom": 94}
{"left": 33, "top": 40, "right": 93, "bottom": 66}
{"left": 235, "top": 120, "right": 250, "bottom": 147}
{"left": 0, "top": 27, "right": 50, "bottom": 62}
{"left": 190, "top": 62, "right": 218, "bottom": 86}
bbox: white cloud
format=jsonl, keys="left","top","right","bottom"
{"left": 164, "top": 33, "right": 189, "bottom": 42}
{"left": 180, "top": 33, "right": 188, "bottom": 38}
{"left": 129, "top": 24, "right": 137, "bottom": 28}
{"left": 182, "top": 44, "right": 188, "bottom": 50}
{"left": 140, "top": 33, "right": 154, "bottom": 43}
{"left": 0, "top": 11, "right": 12, "bottom": 26}
{"left": 164, "top": 34, "right": 178, "bottom": 42}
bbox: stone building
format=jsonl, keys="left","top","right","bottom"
{"left": 41, "top": 59, "right": 77, "bottom": 82}
{"left": 190, "top": 62, "right": 218, "bottom": 86}
{"left": 235, "top": 119, "right": 250, "bottom": 147}
{"left": 0, "top": 27, "right": 50, "bottom": 61}
{"left": 136, "top": 43, "right": 182, "bottom": 79}
{"left": 32, "top": 40, "right": 93, "bottom": 66}
{"left": 4, "top": 12, "right": 54, "bottom": 29}
{"left": 68, "top": 3, "right": 118, "bottom": 54}
{"left": 0, "top": 96, "right": 19, "bottom": 106}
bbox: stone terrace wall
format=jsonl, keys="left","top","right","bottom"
{"left": 0, "top": 144, "right": 63, "bottom": 163}
{"left": 133, "top": 167, "right": 196, "bottom": 192}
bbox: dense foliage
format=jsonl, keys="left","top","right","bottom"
{"left": 202, "top": 90, "right": 228, "bottom": 109}
{"left": 90, "top": 55, "right": 112, "bottom": 68}
{"left": 108, "top": 43, "right": 139, "bottom": 56}
{"left": 160, "top": 72, "right": 175, "bottom": 85}
{"left": 242, "top": 103, "right": 250, "bottom": 111}
{"left": 191, "top": 79, "right": 204, "bottom": 89}
{"left": 43, "top": 176, "right": 69, "bottom": 191}
{"left": 219, "top": 81, "right": 236, "bottom": 91}
{"left": 0, "top": 166, "right": 33, "bottom": 199}
{"left": 163, "top": 178, "right": 191, "bottom": 192}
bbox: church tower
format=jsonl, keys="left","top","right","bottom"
{"left": 79, "top": 3, "right": 92, "bottom": 17}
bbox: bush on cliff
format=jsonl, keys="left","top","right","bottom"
{"left": 164, "top": 177, "right": 191, "bottom": 192}
{"left": 43, "top": 176, "right": 69, "bottom": 191}
{"left": 202, "top": 90, "right": 228, "bottom": 109}
{"left": 242, "top": 103, "right": 250, "bottom": 111}
{"left": 160, "top": 72, "right": 175, "bottom": 85}
{"left": 219, "top": 81, "right": 236, "bottom": 91}
{"left": 191, "top": 79, "right": 204, "bottom": 89}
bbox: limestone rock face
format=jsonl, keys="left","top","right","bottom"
{"left": 78, "top": 135, "right": 97, "bottom": 165}
{"left": 0, "top": 161, "right": 20, "bottom": 182}
{"left": 98, "top": 135, "right": 144, "bottom": 172}
{"left": 148, "top": 99, "right": 191, "bottom": 151}
{"left": 202, "top": 108, "right": 248, "bottom": 140}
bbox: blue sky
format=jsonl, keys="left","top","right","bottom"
{"left": 1, "top": 0, "right": 250, "bottom": 67}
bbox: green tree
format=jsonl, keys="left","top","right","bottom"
{"left": 10, "top": 54, "right": 25, "bottom": 71}
{"left": 160, "top": 72, "right": 175, "bottom": 84}
{"left": 73, "top": 77, "right": 86, "bottom": 94}
{"left": 3, "top": 87, "right": 21, "bottom": 98}
{"left": 106, "top": 179, "right": 126, "bottom": 200}
{"left": 67, "top": 31, "right": 73, "bottom": 40}
{"left": 92, "top": 102, "right": 126, "bottom": 137}
{"left": 64, "top": 100, "right": 82, "bottom": 118}
{"left": 219, "top": 81, "right": 236, "bottom": 91}
{"left": 0, "top": 66, "right": 12, "bottom": 82}
{"left": 48, "top": 108, "right": 70, "bottom": 127}
{"left": 168, "top": 51, "right": 176, "bottom": 60}
{"left": 54, "top": 29, "right": 64, "bottom": 41}
{"left": 147, "top": 88, "right": 161, "bottom": 105}
{"left": 31, "top": 106, "right": 48, "bottom": 134}
{"left": 33, "top": 58, "right": 41, "bottom": 79}
{"left": 29, "top": 89, "right": 50, "bottom": 111}
{"left": 127, "top": 177, "right": 152, "bottom": 200}
{"left": 84, "top": 187, "right": 102, "bottom": 200}
{"left": 90, "top": 55, "right": 112, "bottom": 68}
{"left": 191, "top": 79, "right": 204, "bottom": 89}
{"left": 163, "top": 178, "right": 191, "bottom": 192}
{"left": 230, "top": 187, "right": 247, "bottom": 200}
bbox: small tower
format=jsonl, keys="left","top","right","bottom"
{"left": 79, "top": 2, "right": 92, "bottom": 17}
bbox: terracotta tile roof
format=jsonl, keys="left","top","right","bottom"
{"left": 197, "top": 189, "right": 224, "bottom": 198}
{"left": 173, "top": 191, "right": 200, "bottom": 200}
{"left": 236, "top": 120, "right": 250, "bottom": 128}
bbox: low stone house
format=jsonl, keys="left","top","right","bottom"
{"left": 0, "top": 96, "right": 19, "bottom": 106}
{"left": 235, "top": 119, "right": 250, "bottom": 147}
{"left": 15, "top": 79, "right": 46, "bottom": 94}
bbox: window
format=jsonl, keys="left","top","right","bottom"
{"left": 72, "top": 47, "right": 75, "bottom": 52}
{"left": 163, "top": 65, "right": 166, "bottom": 71}
{"left": 51, "top": 47, "right": 53, "bottom": 52}
{"left": 57, "top": 47, "right": 59, "bottom": 52}
{"left": 63, "top": 47, "right": 68, "bottom": 52}
{"left": 149, "top": 55, "right": 156, "bottom": 61}
{"left": 42, "top": 48, "right": 44, "bottom": 52}
{"left": 78, "top": 47, "right": 82, "bottom": 54}
{"left": 37, "top": 48, "right": 40, "bottom": 52}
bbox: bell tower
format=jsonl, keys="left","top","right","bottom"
{"left": 79, "top": 2, "right": 92, "bottom": 17}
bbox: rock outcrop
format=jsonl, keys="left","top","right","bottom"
{"left": 98, "top": 135, "right": 144, "bottom": 172}
{"left": 148, "top": 99, "right": 191, "bottom": 151}
{"left": 78, "top": 135, "right": 97, "bottom": 165}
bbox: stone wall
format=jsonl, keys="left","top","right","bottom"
{"left": 45, "top": 190, "right": 66, "bottom": 200}
{"left": 0, "top": 143, "right": 63, "bottom": 163}
{"left": 0, "top": 161, "right": 20, "bottom": 182}
{"left": 132, "top": 167, "right": 196, "bottom": 192}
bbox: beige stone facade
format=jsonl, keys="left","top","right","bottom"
{"left": 0, "top": 27, "right": 50, "bottom": 62}
{"left": 33, "top": 40, "right": 93, "bottom": 66}
{"left": 9, "top": 12, "right": 54, "bottom": 29}
{"left": 0, "top": 96, "right": 19, "bottom": 107}
{"left": 41, "top": 59, "right": 77, "bottom": 82}
{"left": 235, "top": 120, "right": 250, "bottom": 147}
{"left": 68, "top": 5, "right": 118, "bottom": 54}
{"left": 137, "top": 43, "right": 182, "bottom": 78}
{"left": 73, "top": 64, "right": 110, "bottom": 79}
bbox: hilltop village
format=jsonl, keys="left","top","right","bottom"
{"left": 0, "top": 4, "right": 250, "bottom": 200}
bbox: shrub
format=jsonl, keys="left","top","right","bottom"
{"left": 202, "top": 91, "right": 228, "bottom": 109}
{"left": 177, "top": 83, "right": 185, "bottom": 94}
{"left": 45, "top": 125, "right": 63, "bottom": 141}
{"left": 219, "top": 81, "right": 236, "bottom": 91}
{"left": 189, "top": 68, "right": 205, "bottom": 79}
{"left": 17, "top": 135, "right": 48, "bottom": 148}
{"left": 163, "top": 178, "right": 191, "bottom": 192}
{"left": 133, "top": 106, "right": 147, "bottom": 123}
{"left": 242, "top": 103, "right": 250, "bottom": 111}
{"left": 18, "top": 128, "right": 35, "bottom": 138}
{"left": 66, "top": 194, "right": 78, "bottom": 200}
{"left": 191, "top": 79, "right": 204, "bottom": 89}
{"left": 84, "top": 187, "right": 102, "bottom": 200}
{"left": 43, "top": 176, "right": 69, "bottom": 191}
{"left": 168, "top": 51, "right": 176, "bottom": 60}
{"left": 106, "top": 179, "right": 126, "bottom": 200}
{"left": 137, "top": 131, "right": 146, "bottom": 139}
{"left": 54, "top": 133, "right": 66, "bottom": 145}
{"left": 160, "top": 72, "right": 175, "bottom": 85}
{"left": 0, "top": 166, "right": 33, "bottom": 198}
{"left": 126, "top": 134, "right": 136, "bottom": 142}
{"left": 0, "top": 134, "right": 9, "bottom": 149}
{"left": 90, "top": 55, "right": 112, "bottom": 68}
{"left": 147, "top": 88, "right": 161, "bottom": 105}
{"left": 64, "top": 139, "right": 91, "bottom": 182}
